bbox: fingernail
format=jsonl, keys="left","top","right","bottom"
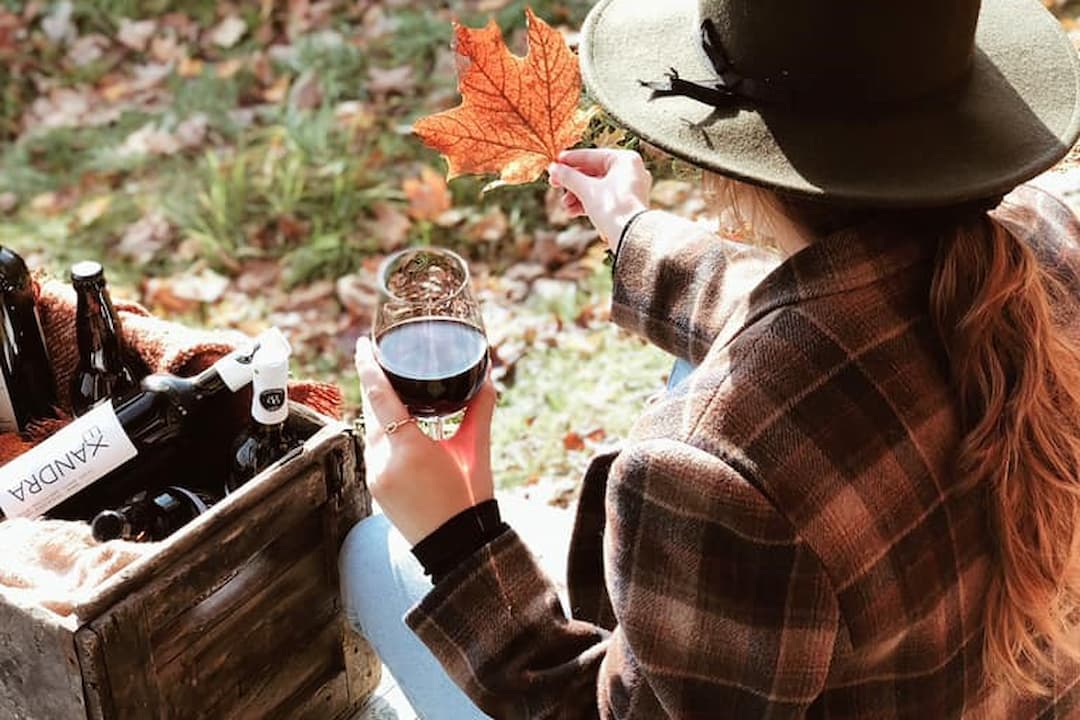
{"left": 547, "top": 163, "right": 559, "bottom": 178}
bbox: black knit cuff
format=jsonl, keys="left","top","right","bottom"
{"left": 411, "top": 499, "right": 509, "bottom": 584}
{"left": 606, "top": 209, "right": 651, "bottom": 275}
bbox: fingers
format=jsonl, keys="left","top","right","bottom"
{"left": 547, "top": 164, "right": 595, "bottom": 205}
{"left": 557, "top": 148, "right": 620, "bottom": 175}
{"left": 354, "top": 337, "right": 411, "bottom": 431}
{"left": 561, "top": 190, "right": 584, "bottom": 216}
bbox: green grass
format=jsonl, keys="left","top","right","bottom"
{"left": 0, "top": 0, "right": 686, "bottom": 491}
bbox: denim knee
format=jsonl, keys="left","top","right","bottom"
{"left": 338, "top": 513, "right": 393, "bottom": 632}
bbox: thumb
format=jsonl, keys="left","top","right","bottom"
{"left": 549, "top": 164, "right": 597, "bottom": 206}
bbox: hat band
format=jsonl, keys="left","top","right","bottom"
{"left": 640, "top": 19, "right": 792, "bottom": 111}
{"left": 641, "top": 19, "right": 975, "bottom": 116}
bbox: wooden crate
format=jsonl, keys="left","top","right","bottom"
{"left": 0, "top": 404, "right": 381, "bottom": 720}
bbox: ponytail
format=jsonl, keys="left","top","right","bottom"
{"left": 929, "top": 208, "right": 1080, "bottom": 694}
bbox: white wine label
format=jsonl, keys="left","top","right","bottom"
{"left": 252, "top": 353, "right": 290, "bottom": 425}
{"left": 0, "top": 369, "right": 17, "bottom": 435}
{"left": 0, "top": 402, "right": 138, "bottom": 519}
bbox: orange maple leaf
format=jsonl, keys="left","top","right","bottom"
{"left": 413, "top": 8, "right": 591, "bottom": 186}
{"left": 403, "top": 166, "right": 452, "bottom": 222}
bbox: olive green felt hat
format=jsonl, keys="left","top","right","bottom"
{"left": 579, "top": 0, "right": 1080, "bottom": 207}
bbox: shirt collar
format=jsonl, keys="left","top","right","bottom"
{"left": 741, "top": 220, "right": 937, "bottom": 331}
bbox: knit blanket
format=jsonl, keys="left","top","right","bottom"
{"left": 0, "top": 278, "right": 344, "bottom": 617}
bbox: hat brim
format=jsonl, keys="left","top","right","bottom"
{"left": 580, "top": 0, "right": 1080, "bottom": 207}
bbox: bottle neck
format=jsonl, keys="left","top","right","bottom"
{"left": 75, "top": 283, "right": 126, "bottom": 370}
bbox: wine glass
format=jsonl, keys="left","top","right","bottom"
{"left": 372, "top": 247, "right": 489, "bottom": 439}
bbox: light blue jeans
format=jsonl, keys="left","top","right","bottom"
{"left": 339, "top": 511, "right": 491, "bottom": 719}
{"left": 338, "top": 357, "right": 691, "bottom": 718}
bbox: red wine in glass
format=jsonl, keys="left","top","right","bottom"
{"left": 375, "top": 317, "right": 489, "bottom": 417}
{"left": 371, "top": 247, "right": 489, "bottom": 437}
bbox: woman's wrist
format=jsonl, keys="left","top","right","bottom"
{"left": 606, "top": 204, "right": 650, "bottom": 251}
{"left": 607, "top": 207, "right": 651, "bottom": 272}
{"left": 411, "top": 499, "right": 508, "bottom": 584}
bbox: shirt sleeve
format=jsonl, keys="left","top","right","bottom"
{"left": 404, "top": 439, "right": 839, "bottom": 719}
{"left": 411, "top": 499, "right": 508, "bottom": 584}
{"left": 611, "top": 210, "right": 780, "bottom": 364}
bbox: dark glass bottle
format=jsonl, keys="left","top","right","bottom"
{"left": 0, "top": 327, "right": 291, "bottom": 521}
{"left": 91, "top": 486, "right": 217, "bottom": 542}
{"left": 0, "top": 246, "right": 57, "bottom": 433}
{"left": 226, "top": 349, "right": 298, "bottom": 494}
{"left": 70, "top": 261, "right": 139, "bottom": 416}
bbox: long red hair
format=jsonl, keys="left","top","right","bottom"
{"left": 707, "top": 173, "right": 1080, "bottom": 694}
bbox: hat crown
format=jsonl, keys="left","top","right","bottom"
{"left": 700, "top": 0, "right": 982, "bottom": 104}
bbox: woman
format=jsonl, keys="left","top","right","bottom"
{"left": 341, "top": 0, "right": 1080, "bottom": 716}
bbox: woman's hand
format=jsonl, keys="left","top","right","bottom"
{"left": 354, "top": 338, "right": 497, "bottom": 545}
{"left": 548, "top": 149, "right": 652, "bottom": 247}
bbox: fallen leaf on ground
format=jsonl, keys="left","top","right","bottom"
{"left": 335, "top": 271, "right": 379, "bottom": 322}
{"left": 370, "top": 202, "right": 412, "bottom": 251}
{"left": 41, "top": 1, "right": 73, "bottom": 43}
{"left": 563, "top": 431, "right": 585, "bottom": 452}
{"left": 288, "top": 70, "right": 323, "bottom": 110}
{"left": 209, "top": 15, "right": 247, "bottom": 49}
{"left": 368, "top": 64, "right": 416, "bottom": 96}
{"left": 403, "top": 166, "right": 452, "bottom": 221}
{"left": 118, "top": 212, "right": 173, "bottom": 263}
{"left": 465, "top": 207, "right": 510, "bottom": 243}
{"left": 75, "top": 196, "right": 111, "bottom": 226}
{"left": 67, "top": 34, "right": 107, "bottom": 66}
{"left": 117, "top": 18, "right": 157, "bottom": 51}
{"left": 412, "top": 8, "right": 591, "bottom": 185}
{"left": 143, "top": 268, "right": 230, "bottom": 313}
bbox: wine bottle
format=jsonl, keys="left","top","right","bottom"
{"left": 91, "top": 486, "right": 217, "bottom": 542}
{"left": 0, "top": 327, "right": 291, "bottom": 521}
{"left": 70, "top": 261, "right": 139, "bottom": 416}
{"left": 0, "top": 246, "right": 57, "bottom": 433}
{"left": 225, "top": 345, "right": 298, "bottom": 494}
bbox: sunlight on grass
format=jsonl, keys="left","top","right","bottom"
{"left": 492, "top": 324, "right": 672, "bottom": 489}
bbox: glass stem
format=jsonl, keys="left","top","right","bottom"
{"left": 431, "top": 417, "right": 446, "bottom": 441}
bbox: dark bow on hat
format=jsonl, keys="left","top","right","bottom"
{"left": 640, "top": 19, "right": 792, "bottom": 109}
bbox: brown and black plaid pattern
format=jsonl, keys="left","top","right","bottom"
{"left": 405, "top": 184, "right": 1080, "bottom": 719}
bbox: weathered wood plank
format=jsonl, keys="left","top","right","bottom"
{"left": 155, "top": 530, "right": 326, "bottom": 686}
{"left": 72, "top": 422, "right": 348, "bottom": 624}
{"left": 74, "top": 624, "right": 110, "bottom": 720}
{"left": 0, "top": 595, "right": 85, "bottom": 720}
{"left": 86, "top": 464, "right": 327, "bottom": 644}
{"left": 183, "top": 580, "right": 340, "bottom": 717}
{"left": 343, "top": 620, "right": 383, "bottom": 710}
{"left": 89, "top": 597, "right": 162, "bottom": 718}
{"left": 216, "top": 620, "right": 344, "bottom": 720}
{"left": 289, "top": 670, "right": 352, "bottom": 720}
{"left": 150, "top": 513, "right": 319, "bottom": 667}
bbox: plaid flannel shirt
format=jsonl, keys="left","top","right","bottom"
{"left": 405, "top": 184, "right": 1080, "bottom": 719}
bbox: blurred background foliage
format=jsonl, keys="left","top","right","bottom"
{"left": 1, "top": 0, "right": 1076, "bottom": 498}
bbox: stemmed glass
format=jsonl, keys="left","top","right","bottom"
{"left": 372, "top": 247, "right": 489, "bottom": 439}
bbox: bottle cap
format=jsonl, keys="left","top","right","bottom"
{"left": 213, "top": 326, "right": 292, "bottom": 393}
{"left": 251, "top": 346, "right": 290, "bottom": 426}
{"left": 91, "top": 510, "right": 126, "bottom": 542}
{"left": 71, "top": 261, "right": 105, "bottom": 286}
